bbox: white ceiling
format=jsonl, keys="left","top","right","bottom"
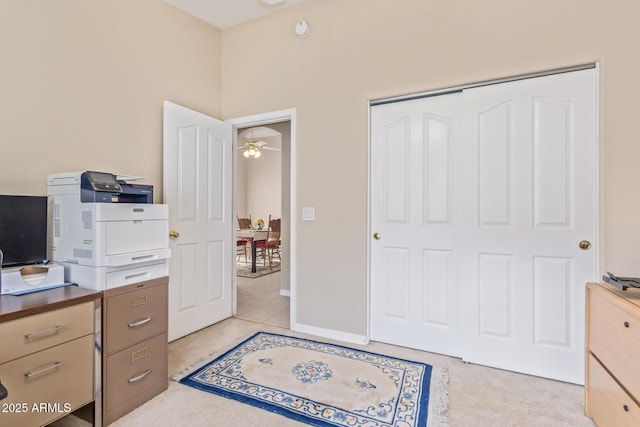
{"left": 163, "top": 0, "right": 306, "bottom": 29}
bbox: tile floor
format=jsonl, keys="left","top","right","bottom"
{"left": 234, "top": 270, "right": 290, "bottom": 328}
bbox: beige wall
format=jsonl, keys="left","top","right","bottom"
{"left": 3, "top": 0, "right": 640, "bottom": 340}
{"left": 240, "top": 137, "right": 282, "bottom": 224}
{"left": 221, "top": 0, "right": 640, "bottom": 336}
{"left": 0, "top": 0, "right": 222, "bottom": 197}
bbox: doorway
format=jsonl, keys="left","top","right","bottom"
{"left": 227, "top": 109, "right": 296, "bottom": 329}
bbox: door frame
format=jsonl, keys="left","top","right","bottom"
{"left": 367, "top": 63, "right": 600, "bottom": 346}
{"left": 227, "top": 108, "right": 297, "bottom": 328}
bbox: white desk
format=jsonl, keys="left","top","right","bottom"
{"left": 237, "top": 229, "right": 268, "bottom": 273}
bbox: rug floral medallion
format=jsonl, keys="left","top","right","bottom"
{"left": 177, "top": 332, "right": 449, "bottom": 427}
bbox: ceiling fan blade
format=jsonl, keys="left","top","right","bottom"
{"left": 261, "top": 147, "right": 281, "bottom": 152}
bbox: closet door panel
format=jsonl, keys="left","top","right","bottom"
{"left": 459, "top": 69, "right": 597, "bottom": 384}
{"left": 371, "top": 94, "right": 463, "bottom": 357}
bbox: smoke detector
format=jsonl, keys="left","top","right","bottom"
{"left": 295, "top": 20, "right": 309, "bottom": 37}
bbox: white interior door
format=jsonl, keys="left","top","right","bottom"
{"left": 459, "top": 69, "right": 597, "bottom": 384}
{"left": 163, "top": 101, "right": 233, "bottom": 341}
{"left": 370, "top": 93, "right": 464, "bottom": 357}
{"left": 370, "top": 68, "right": 597, "bottom": 384}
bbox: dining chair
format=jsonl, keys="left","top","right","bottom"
{"left": 237, "top": 215, "right": 252, "bottom": 264}
{"left": 256, "top": 215, "right": 281, "bottom": 270}
{"left": 237, "top": 239, "right": 248, "bottom": 265}
{"left": 237, "top": 215, "right": 252, "bottom": 230}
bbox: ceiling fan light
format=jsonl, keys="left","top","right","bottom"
{"left": 242, "top": 144, "right": 262, "bottom": 159}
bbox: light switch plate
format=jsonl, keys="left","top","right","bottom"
{"left": 302, "top": 207, "right": 315, "bottom": 221}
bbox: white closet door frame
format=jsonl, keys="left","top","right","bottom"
{"left": 368, "top": 64, "right": 598, "bottom": 384}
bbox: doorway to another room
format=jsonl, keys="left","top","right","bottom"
{"left": 232, "top": 118, "right": 293, "bottom": 329}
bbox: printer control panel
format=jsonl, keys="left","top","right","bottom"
{"left": 71, "top": 171, "right": 153, "bottom": 203}
{"left": 83, "top": 171, "right": 123, "bottom": 193}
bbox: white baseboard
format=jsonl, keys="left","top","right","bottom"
{"left": 292, "top": 322, "right": 369, "bottom": 346}
{"left": 280, "top": 289, "right": 290, "bottom": 297}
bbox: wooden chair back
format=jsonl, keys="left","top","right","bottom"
{"left": 268, "top": 217, "right": 281, "bottom": 242}
{"left": 237, "top": 215, "right": 252, "bottom": 230}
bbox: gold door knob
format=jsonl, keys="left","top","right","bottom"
{"left": 169, "top": 230, "right": 180, "bottom": 239}
{"left": 373, "top": 233, "right": 381, "bottom": 240}
{"left": 579, "top": 240, "right": 591, "bottom": 250}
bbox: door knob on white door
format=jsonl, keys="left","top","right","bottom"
{"left": 579, "top": 240, "right": 591, "bottom": 250}
{"left": 373, "top": 233, "right": 381, "bottom": 240}
{"left": 169, "top": 230, "right": 180, "bottom": 239}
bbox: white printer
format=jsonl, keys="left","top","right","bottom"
{"left": 47, "top": 171, "right": 171, "bottom": 290}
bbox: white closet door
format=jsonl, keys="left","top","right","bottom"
{"left": 458, "top": 69, "right": 597, "bottom": 384}
{"left": 370, "top": 69, "right": 597, "bottom": 384}
{"left": 370, "top": 93, "right": 464, "bottom": 357}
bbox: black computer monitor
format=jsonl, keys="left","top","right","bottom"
{"left": 0, "top": 195, "right": 47, "bottom": 267}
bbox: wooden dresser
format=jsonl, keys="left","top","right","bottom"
{"left": 586, "top": 281, "right": 640, "bottom": 426}
{"left": 0, "top": 286, "right": 101, "bottom": 427}
{"left": 102, "top": 276, "right": 168, "bottom": 425}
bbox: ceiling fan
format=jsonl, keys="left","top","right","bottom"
{"left": 239, "top": 140, "right": 280, "bottom": 159}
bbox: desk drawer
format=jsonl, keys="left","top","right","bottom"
{"left": 105, "top": 332, "right": 168, "bottom": 413}
{"left": 587, "top": 354, "right": 640, "bottom": 426}
{"left": 0, "top": 301, "right": 94, "bottom": 363}
{"left": 588, "top": 287, "right": 640, "bottom": 399}
{"left": 104, "top": 281, "right": 167, "bottom": 354}
{"left": 0, "top": 334, "right": 94, "bottom": 427}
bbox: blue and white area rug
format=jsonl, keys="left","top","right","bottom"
{"left": 175, "top": 332, "right": 449, "bottom": 426}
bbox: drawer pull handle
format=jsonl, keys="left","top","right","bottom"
{"left": 25, "top": 325, "right": 63, "bottom": 340}
{"left": 128, "top": 317, "right": 152, "bottom": 328}
{"left": 624, "top": 404, "right": 629, "bottom": 412}
{"left": 24, "top": 361, "right": 62, "bottom": 379}
{"left": 128, "top": 369, "right": 152, "bottom": 383}
{"left": 131, "top": 255, "right": 156, "bottom": 262}
{"left": 125, "top": 272, "right": 151, "bottom": 281}
{"left": 624, "top": 321, "right": 630, "bottom": 328}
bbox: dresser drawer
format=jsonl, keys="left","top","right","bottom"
{"left": 0, "top": 301, "right": 94, "bottom": 364}
{"left": 587, "top": 354, "right": 640, "bottom": 426}
{"left": 104, "top": 281, "right": 167, "bottom": 354}
{"left": 105, "top": 332, "right": 168, "bottom": 413}
{"left": 0, "top": 334, "right": 94, "bottom": 427}
{"left": 588, "top": 286, "right": 640, "bottom": 399}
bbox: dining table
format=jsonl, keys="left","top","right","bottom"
{"left": 237, "top": 229, "right": 268, "bottom": 273}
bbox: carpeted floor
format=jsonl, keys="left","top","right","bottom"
{"left": 50, "top": 271, "right": 595, "bottom": 427}
{"left": 112, "top": 318, "right": 596, "bottom": 427}
{"left": 176, "top": 332, "right": 448, "bottom": 426}
{"left": 51, "top": 317, "right": 596, "bottom": 427}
